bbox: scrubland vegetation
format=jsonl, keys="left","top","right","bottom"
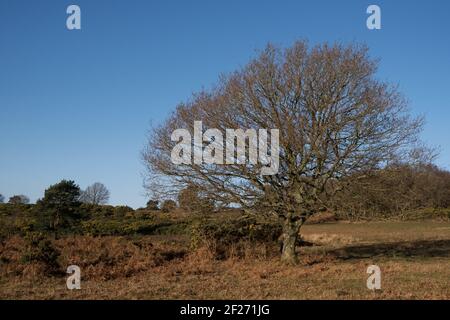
{"left": 2, "top": 162, "right": 450, "bottom": 299}
{"left": 0, "top": 179, "right": 449, "bottom": 299}
{"left": 0, "top": 210, "right": 449, "bottom": 299}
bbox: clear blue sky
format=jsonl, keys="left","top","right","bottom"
{"left": 1, "top": 0, "right": 449, "bottom": 208}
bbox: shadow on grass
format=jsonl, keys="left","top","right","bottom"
{"left": 326, "top": 239, "right": 450, "bottom": 260}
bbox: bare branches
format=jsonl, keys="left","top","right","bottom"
{"left": 143, "top": 40, "right": 423, "bottom": 222}
{"left": 80, "top": 182, "right": 110, "bottom": 205}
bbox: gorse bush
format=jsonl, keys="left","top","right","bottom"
{"left": 0, "top": 204, "right": 35, "bottom": 240}
{"left": 146, "top": 200, "right": 159, "bottom": 210}
{"left": 161, "top": 200, "right": 177, "bottom": 213}
{"left": 80, "top": 213, "right": 189, "bottom": 236}
{"left": 77, "top": 204, "right": 133, "bottom": 218}
{"left": 112, "top": 205, "right": 134, "bottom": 218}
{"left": 190, "top": 215, "right": 282, "bottom": 255}
{"left": 80, "top": 219, "right": 162, "bottom": 236}
{"left": 0, "top": 203, "right": 192, "bottom": 238}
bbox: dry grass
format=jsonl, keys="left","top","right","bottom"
{"left": 1, "top": 221, "right": 449, "bottom": 300}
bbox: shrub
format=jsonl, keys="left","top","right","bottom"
{"left": 21, "top": 232, "right": 61, "bottom": 274}
{"left": 0, "top": 204, "right": 35, "bottom": 239}
{"left": 146, "top": 200, "right": 159, "bottom": 210}
{"left": 190, "top": 215, "right": 282, "bottom": 258}
{"left": 80, "top": 217, "right": 177, "bottom": 236}
{"left": 161, "top": 200, "right": 177, "bottom": 213}
{"left": 113, "top": 205, "right": 134, "bottom": 218}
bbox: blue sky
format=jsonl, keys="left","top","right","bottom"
{"left": 1, "top": 0, "right": 449, "bottom": 208}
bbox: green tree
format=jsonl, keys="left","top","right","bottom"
{"left": 37, "top": 180, "right": 81, "bottom": 237}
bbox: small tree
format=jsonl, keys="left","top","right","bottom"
{"left": 80, "top": 182, "right": 110, "bottom": 205}
{"left": 37, "top": 180, "right": 81, "bottom": 237}
{"left": 161, "top": 200, "right": 177, "bottom": 213}
{"left": 146, "top": 199, "right": 159, "bottom": 210}
{"left": 0, "top": 194, "right": 4, "bottom": 203}
{"left": 8, "top": 195, "right": 30, "bottom": 205}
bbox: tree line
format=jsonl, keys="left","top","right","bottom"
{"left": 0, "top": 181, "right": 109, "bottom": 206}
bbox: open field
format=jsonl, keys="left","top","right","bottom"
{"left": 1, "top": 221, "right": 449, "bottom": 300}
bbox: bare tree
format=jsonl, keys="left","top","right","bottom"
{"left": 143, "top": 41, "right": 423, "bottom": 264}
{"left": 80, "top": 182, "right": 110, "bottom": 205}
{"left": 332, "top": 162, "right": 450, "bottom": 219}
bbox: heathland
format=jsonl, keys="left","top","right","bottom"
{"left": 1, "top": 203, "right": 449, "bottom": 299}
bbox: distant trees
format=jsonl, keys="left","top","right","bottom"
{"left": 332, "top": 163, "right": 450, "bottom": 219}
{"left": 146, "top": 199, "right": 159, "bottom": 210}
{"left": 0, "top": 194, "right": 4, "bottom": 203}
{"left": 8, "top": 195, "right": 30, "bottom": 205}
{"left": 80, "top": 182, "right": 110, "bottom": 205}
{"left": 36, "top": 180, "right": 82, "bottom": 237}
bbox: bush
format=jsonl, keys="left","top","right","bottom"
{"left": 190, "top": 215, "right": 282, "bottom": 258}
{"left": 0, "top": 204, "right": 35, "bottom": 239}
{"left": 21, "top": 232, "right": 60, "bottom": 274}
{"left": 113, "top": 205, "right": 134, "bottom": 218}
{"left": 161, "top": 200, "right": 177, "bottom": 213}
{"left": 79, "top": 216, "right": 182, "bottom": 236}
{"left": 80, "top": 219, "right": 151, "bottom": 236}
{"left": 146, "top": 200, "right": 159, "bottom": 210}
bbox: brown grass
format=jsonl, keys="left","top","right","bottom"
{"left": 0, "top": 221, "right": 449, "bottom": 300}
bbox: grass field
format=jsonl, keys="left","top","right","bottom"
{"left": 1, "top": 221, "right": 449, "bottom": 299}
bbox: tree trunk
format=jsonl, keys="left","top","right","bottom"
{"left": 280, "top": 218, "right": 301, "bottom": 264}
